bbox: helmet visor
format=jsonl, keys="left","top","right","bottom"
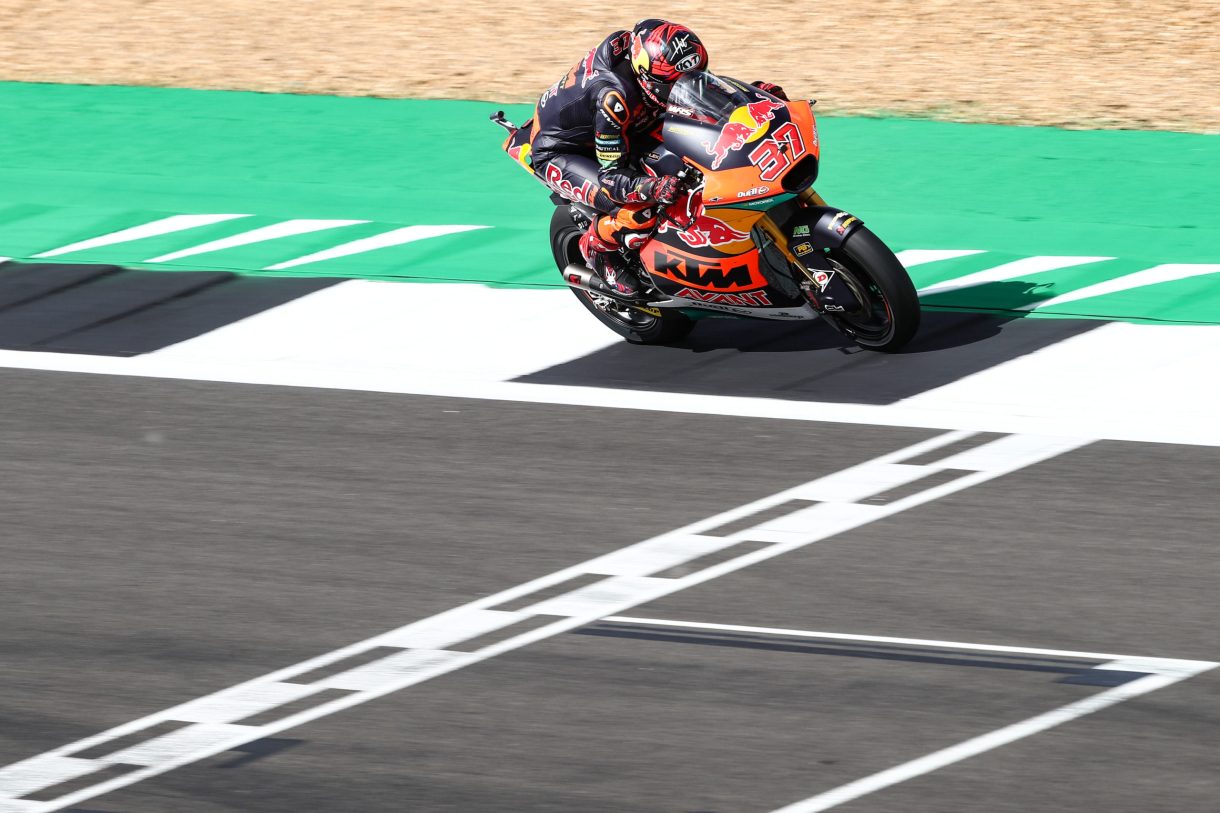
{"left": 638, "top": 73, "right": 673, "bottom": 107}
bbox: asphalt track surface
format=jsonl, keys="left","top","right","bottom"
{"left": 2, "top": 368, "right": 1218, "bottom": 812}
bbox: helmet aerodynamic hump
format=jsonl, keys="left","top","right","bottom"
{"left": 629, "top": 19, "right": 708, "bottom": 107}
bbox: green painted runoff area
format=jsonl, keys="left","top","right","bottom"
{"left": 0, "top": 82, "right": 1217, "bottom": 323}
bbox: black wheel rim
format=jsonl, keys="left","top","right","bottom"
{"left": 559, "top": 227, "right": 660, "bottom": 332}
{"left": 824, "top": 251, "right": 895, "bottom": 344}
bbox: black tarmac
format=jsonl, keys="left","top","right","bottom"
{"left": 0, "top": 368, "right": 1216, "bottom": 812}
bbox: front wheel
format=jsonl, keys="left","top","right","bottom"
{"left": 820, "top": 227, "right": 920, "bottom": 352}
{"left": 548, "top": 206, "right": 694, "bottom": 344}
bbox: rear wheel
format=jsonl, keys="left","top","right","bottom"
{"left": 819, "top": 227, "right": 920, "bottom": 352}
{"left": 549, "top": 206, "right": 694, "bottom": 344}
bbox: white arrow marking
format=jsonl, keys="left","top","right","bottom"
{"left": 917, "top": 255, "right": 1115, "bottom": 295}
{"left": 33, "top": 214, "right": 252, "bottom": 258}
{"left": 1019, "top": 263, "right": 1220, "bottom": 311}
{"left": 264, "top": 225, "right": 489, "bottom": 271}
{"left": 894, "top": 249, "right": 986, "bottom": 268}
{"left": 146, "top": 219, "right": 367, "bottom": 263}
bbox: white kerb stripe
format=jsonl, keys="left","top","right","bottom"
{"left": 1019, "top": 263, "right": 1220, "bottom": 311}
{"left": 264, "top": 225, "right": 489, "bottom": 270}
{"left": 917, "top": 255, "right": 1115, "bottom": 295}
{"left": 32, "top": 214, "right": 252, "bottom": 258}
{"left": 145, "top": 219, "right": 367, "bottom": 263}
{"left": 893, "top": 249, "right": 986, "bottom": 268}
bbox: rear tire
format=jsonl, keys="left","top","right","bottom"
{"left": 549, "top": 206, "right": 694, "bottom": 344}
{"left": 822, "top": 227, "right": 920, "bottom": 352}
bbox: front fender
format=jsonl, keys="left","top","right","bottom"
{"left": 776, "top": 205, "right": 865, "bottom": 258}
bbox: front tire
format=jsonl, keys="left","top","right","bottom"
{"left": 821, "top": 227, "right": 920, "bottom": 352}
{"left": 548, "top": 206, "right": 693, "bottom": 344}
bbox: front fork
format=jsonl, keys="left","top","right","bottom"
{"left": 757, "top": 187, "right": 862, "bottom": 313}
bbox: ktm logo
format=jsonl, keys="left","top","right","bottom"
{"left": 651, "top": 251, "right": 760, "bottom": 291}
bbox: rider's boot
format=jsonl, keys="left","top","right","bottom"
{"left": 579, "top": 224, "right": 643, "bottom": 297}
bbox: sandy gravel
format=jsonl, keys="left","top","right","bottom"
{"left": 2, "top": 1, "right": 1219, "bottom": 132}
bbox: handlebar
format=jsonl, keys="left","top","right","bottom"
{"left": 655, "top": 163, "right": 704, "bottom": 229}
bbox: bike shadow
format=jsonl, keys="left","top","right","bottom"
{"left": 519, "top": 282, "right": 1105, "bottom": 405}
{"left": 671, "top": 281, "right": 1067, "bottom": 354}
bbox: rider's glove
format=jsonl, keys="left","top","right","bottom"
{"left": 643, "top": 175, "right": 681, "bottom": 205}
{"left": 752, "top": 81, "right": 789, "bottom": 101}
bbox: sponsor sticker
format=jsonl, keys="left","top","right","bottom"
{"left": 827, "top": 211, "right": 859, "bottom": 235}
{"left": 793, "top": 224, "right": 810, "bottom": 237}
{"left": 813, "top": 269, "right": 835, "bottom": 290}
{"left": 793, "top": 241, "right": 814, "bottom": 256}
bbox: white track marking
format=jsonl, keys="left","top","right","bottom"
{"left": 601, "top": 619, "right": 1216, "bottom": 813}
{"left": 1018, "top": 263, "right": 1220, "bottom": 311}
{"left": 3, "top": 319, "right": 1220, "bottom": 446}
{"left": 145, "top": 219, "right": 367, "bottom": 263}
{"left": 263, "top": 225, "right": 488, "bottom": 270}
{"left": 172, "top": 682, "right": 320, "bottom": 724}
{"left": 149, "top": 280, "right": 620, "bottom": 381}
{"left": 917, "top": 255, "right": 1115, "bottom": 295}
{"left": 900, "top": 319, "right": 1220, "bottom": 446}
{"left": 768, "top": 670, "right": 1213, "bottom": 812}
{"left": 0, "top": 431, "right": 1089, "bottom": 811}
{"left": 605, "top": 617, "right": 1131, "bottom": 664}
{"left": 32, "top": 215, "right": 252, "bottom": 258}
{"left": 0, "top": 257, "right": 10, "bottom": 264}
{"left": 894, "top": 249, "right": 986, "bottom": 268}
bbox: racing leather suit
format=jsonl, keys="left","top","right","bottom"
{"left": 528, "top": 30, "right": 668, "bottom": 254}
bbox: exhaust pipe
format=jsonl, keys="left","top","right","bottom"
{"left": 561, "top": 264, "right": 687, "bottom": 309}
{"left": 561, "top": 263, "right": 637, "bottom": 301}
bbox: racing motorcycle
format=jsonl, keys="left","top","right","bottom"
{"left": 492, "top": 71, "right": 919, "bottom": 351}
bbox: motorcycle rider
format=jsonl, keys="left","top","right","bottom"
{"left": 528, "top": 19, "right": 786, "bottom": 297}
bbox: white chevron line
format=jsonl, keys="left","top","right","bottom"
{"left": 894, "top": 249, "right": 986, "bottom": 268}
{"left": 32, "top": 214, "right": 251, "bottom": 258}
{"left": 145, "top": 219, "right": 367, "bottom": 263}
{"left": 917, "top": 255, "right": 1115, "bottom": 295}
{"left": 264, "top": 225, "right": 489, "bottom": 270}
{"left": 1019, "top": 263, "right": 1220, "bottom": 312}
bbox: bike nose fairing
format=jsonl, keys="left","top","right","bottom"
{"left": 662, "top": 71, "right": 818, "bottom": 207}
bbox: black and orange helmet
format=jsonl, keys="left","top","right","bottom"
{"left": 629, "top": 19, "right": 709, "bottom": 107}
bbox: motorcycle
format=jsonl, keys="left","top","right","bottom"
{"left": 492, "top": 70, "right": 920, "bottom": 351}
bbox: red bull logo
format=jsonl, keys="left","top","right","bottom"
{"left": 658, "top": 192, "right": 750, "bottom": 249}
{"left": 543, "top": 163, "right": 596, "bottom": 206}
{"left": 702, "top": 99, "right": 786, "bottom": 170}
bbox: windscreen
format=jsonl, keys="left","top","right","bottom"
{"left": 666, "top": 71, "right": 758, "bottom": 124}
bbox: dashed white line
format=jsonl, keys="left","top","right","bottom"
{"left": 32, "top": 214, "right": 252, "bottom": 258}
{"left": 145, "top": 219, "right": 367, "bottom": 263}
{"left": 1020, "top": 263, "right": 1220, "bottom": 311}
{"left": 894, "top": 249, "right": 986, "bottom": 268}
{"left": 263, "top": 224, "right": 489, "bottom": 270}
{"left": 917, "top": 255, "right": 1116, "bottom": 295}
{"left": 0, "top": 430, "right": 1089, "bottom": 811}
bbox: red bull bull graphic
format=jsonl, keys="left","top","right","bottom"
{"left": 701, "top": 98, "right": 786, "bottom": 170}
{"left": 656, "top": 192, "right": 751, "bottom": 249}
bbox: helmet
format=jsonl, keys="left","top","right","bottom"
{"left": 629, "top": 19, "right": 709, "bottom": 107}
